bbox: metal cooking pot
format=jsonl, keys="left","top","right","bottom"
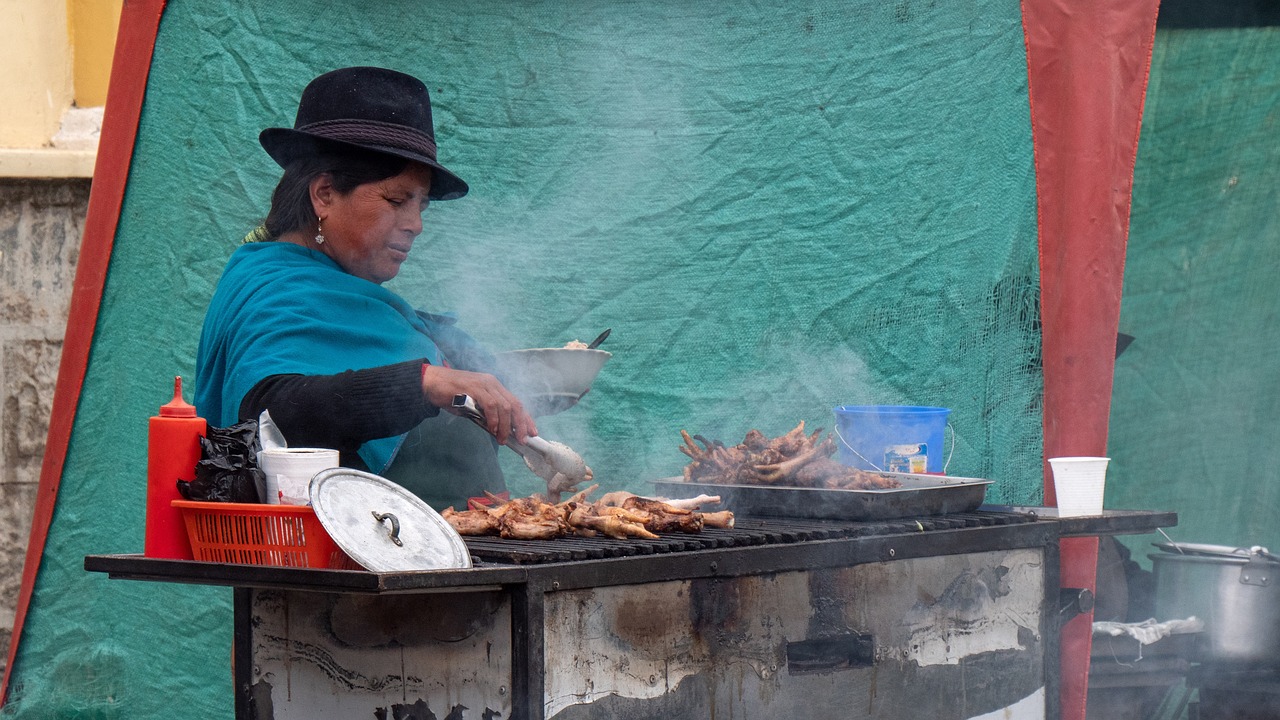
{"left": 1151, "top": 542, "right": 1280, "bottom": 664}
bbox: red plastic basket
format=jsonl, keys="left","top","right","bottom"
{"left": 172, "top": 499, "right": 357, "bottom": 569}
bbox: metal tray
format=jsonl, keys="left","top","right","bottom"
{"left": 651, "top": 473, "right": 993, "bottom": 521}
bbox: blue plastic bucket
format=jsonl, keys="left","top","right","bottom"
{"left": 833, "top": 405, "right": 951, "bottom": 474}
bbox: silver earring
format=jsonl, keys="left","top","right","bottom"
{"left": 315, "top": 217, "right": 325, "bottom": 245}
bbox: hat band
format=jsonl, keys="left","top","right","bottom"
{"left": 297, "top": 119, "right": 439, "bottom": 161}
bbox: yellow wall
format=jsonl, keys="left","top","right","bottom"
{"left": 0, "top": 0, "right": 120, "bottom": 175}
{"left": 0, "top": 0, "right": 74, "bottom": 147}
{"left": 69, "top": 0, "right": 122, "bottom": 107}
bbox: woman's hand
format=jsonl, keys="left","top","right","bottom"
{"left": 421, "top": 364, "right": 537, "bottom": 445}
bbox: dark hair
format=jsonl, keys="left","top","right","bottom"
{"left": 263, "top": 143, "right": 412, "bottom": 238}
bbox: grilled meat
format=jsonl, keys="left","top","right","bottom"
{"left": 619, "top": 496, "right": 702, "bottom": 533}
{"left": 568, "top": 504, "right": 660, "bottom": 540}
{"left": 679, "top": 422, "right": 902, "bottom": 490}
{"left": 598, "top": 490, "right": 722, "bottom": 510}
{"left": 801, "top": 457, "right": 905, "bottom": 490}
{"left": 440, "top": 507, "right": 500, "bottom": 536}
{"left": 442, "top": 488, "right": 734, "bottom": 540}
{"left": 699, "top": 510, "right": 736, "bottom": 529}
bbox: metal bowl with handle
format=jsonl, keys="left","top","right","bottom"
{"left": 494, "top": 347, "right": 612, "bottom": 416}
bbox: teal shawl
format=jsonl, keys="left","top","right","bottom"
{"left": 195, "top": 241, "right": 481, "bottom": 473}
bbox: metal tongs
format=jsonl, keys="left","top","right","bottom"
{"left": 451, "top": 394, "right": 594, "bottom": 496}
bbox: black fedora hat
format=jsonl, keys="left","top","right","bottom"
{"left": 259, "top": 67, "right": 469, "bottom": 201}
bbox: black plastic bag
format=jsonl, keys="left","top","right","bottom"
{"left": 178, "top": 419, "right": 266, "bottom": 503}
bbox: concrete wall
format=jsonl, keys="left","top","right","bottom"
{"left": 0, "top": 178, "right": 88, "bottom": 672}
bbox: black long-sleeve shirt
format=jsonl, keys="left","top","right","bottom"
{"left": 238, "top": 359, "right": 439, "bottom": 469}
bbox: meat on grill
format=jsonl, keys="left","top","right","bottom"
{"left": 597, "top": 490, "right": 722, "bottom": 511}
{"left": 493, "top": 496, "right": 570, "bottom": 540}
{"left": 442, "top": 485, "right": 736, "bottom": 540}
{"left": 568, "top": 504, "right": 660, "bottom": 539}
{"left": 442, "top": 506, "right": 501, "bottom": 536}
{"left": 678, "top": 421, "right": 902, "bottom": 490}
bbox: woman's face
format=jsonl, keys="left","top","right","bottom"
{"left": 315, "top": 163, "right": 433, "bottom": 284}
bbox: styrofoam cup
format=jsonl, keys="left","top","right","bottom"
{"left": 257, "top": 448, "right": 340, "bottom": 505}
{"left": 1048, "top": 456, "right": 1110, "bottom": 517}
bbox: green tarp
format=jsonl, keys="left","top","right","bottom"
{"left": 1111, "top": 25, "right": 1280, "bottom": 555}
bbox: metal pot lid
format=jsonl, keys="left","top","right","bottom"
{"left": 309, "top": 468, "right": 472, "bottom": 572}
{"left": 1153, "top": 541, "right": 1278, "bottom": 563}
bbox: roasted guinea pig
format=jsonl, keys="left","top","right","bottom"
{"left": 442, "top": 485, "right": 734, "bottom": 539}
{"left": 678, "top": 421, "right": 901, "bottom": 490}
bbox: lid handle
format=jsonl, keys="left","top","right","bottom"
{"left": 372, "top": 511, "right": 403, "bottom": 547}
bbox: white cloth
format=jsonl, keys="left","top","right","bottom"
{"left": 1093, "top": 617, "right": 1204, "bottom": 645}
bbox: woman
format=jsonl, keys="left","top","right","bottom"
{"left": 195, "top": 66, "right": 536, "bottom": 510}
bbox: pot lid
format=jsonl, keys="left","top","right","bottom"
{"left": 309, "top": 468, "right": 472, "bottom": 572}
{"left": 1153, "top": 541, "right": 1279, "bottom": 563}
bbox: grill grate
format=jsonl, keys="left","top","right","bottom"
{"left": 463, "top": 511, "right": 1034, "bottom": 565}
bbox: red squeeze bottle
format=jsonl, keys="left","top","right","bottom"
{"left": 144, "top": 376, "right": 206, "bottom": 559}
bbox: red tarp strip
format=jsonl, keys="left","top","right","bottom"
{"left": 1021, "top": 0, "right": 1162, "bottom": 718}
{"left": 1, "top": 0, "right": 169, "bottom": 705}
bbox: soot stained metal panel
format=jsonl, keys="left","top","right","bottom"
{"left": 542, "top": 549, "right": 1047, "bottom": 720}
{"left": 248, "top": 589, "right": 513, "bottom": 719}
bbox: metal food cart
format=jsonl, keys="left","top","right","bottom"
{"left": 87, "top": 507, "right": 1171, "bottom": 720}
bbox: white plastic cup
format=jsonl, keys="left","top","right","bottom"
{"left": 1048, "top": 456, "right": 1110, "bottom": 517}
{"left": 257, "top": 448, "right": 340, "bottom": 505}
